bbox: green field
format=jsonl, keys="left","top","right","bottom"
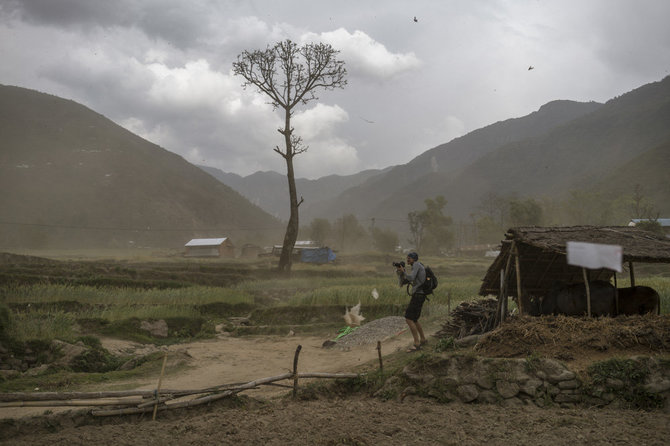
{"left": 1, "top": 252, "right": 668, "bottom": 344}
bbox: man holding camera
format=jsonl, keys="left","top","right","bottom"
{"left": 395, "top": 252, "right": 428, "bottom": 352}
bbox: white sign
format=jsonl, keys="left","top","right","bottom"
{"left": 566, "top": 241, "right": 623, "bottom": 272}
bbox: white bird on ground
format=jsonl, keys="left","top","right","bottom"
{"left": 344, "top": 302, "right": 365, "bottom": 326}
{"left": 372, "top": 288, "right": 379, "bottom": 300}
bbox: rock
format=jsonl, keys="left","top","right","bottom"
{"left": 401, "top": 366, "right": 433, "bottom": 383}
{"left": 644, "top": 378, "right": 670, "bottom": 394}
{"left": 537, "top": 358, "right": 575, "bottom": 383}
{"left": 140, "top": 319, "right": 168, "bottom": 338}
{"left": 558, "top": 379, "right": 581, "bottom": 390}
{"left": 399, "top": 386, "right": 417, "bottom": 402}
{"left": 477, "top": 390, "right": 498, "bottom": 404}
{"left": 496, "top": 380, "right": 519, "bottom": 399}
{"left": 52, "top": 340, "right": 88, "bottom": 366}
{"left": 519, "top": 379, "right": 543, "bottom": 396}
{"left": 456, "top": 384, "right": 479, "bottom": 403}
{"left": 24, "top": 364, "right": 49, "bottom": 377}
{"left": 554, "top": 393, "right": 581, "bottom": 404}
{"left": 501, "top": 397, "right": 524, "bottom": 407}
{"left": 476, "top": 374, "right": 494, "bottom": 390}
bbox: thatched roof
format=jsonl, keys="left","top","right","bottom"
{"left": 479, "top": 226, "right": 670, "bottom": 297}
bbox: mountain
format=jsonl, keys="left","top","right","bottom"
{"left": 595, "top": 137, "right": 670, "bottom": 210}
{"left": 301, "top": 99, "right": 605, "bottom": 224}
{"left": 417, "top": 76, "right": 670, "bottom": 220}
{"left": 199, "top": 165, "right": 391, "bottom": 221}
{"left": 209, "top": 76, "right": 670, "bottom": 233}
{"left": 0, "top": 85, "right": 283, "bottom": 249}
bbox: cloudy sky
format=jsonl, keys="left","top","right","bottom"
{"left": 2, "top": 1, "right": 669, "bottom": 179}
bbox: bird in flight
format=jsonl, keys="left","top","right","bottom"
{"left": 528, "top": 66, "right": 534, "bottom": 70}
{"left": 413, "top": 16, "right": 418, "bottom": 22}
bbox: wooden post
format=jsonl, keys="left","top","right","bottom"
{"left": 629, "top": 261, "right": 636, "bottom": 287}
{"left": 376, "top": 341, "right": 383, "bottom": 373}
{"left": 613, "top": 272, "right": 619, "bottom": 315}
{"left": 152, "top": 351, "right": 168, "bottom": 421}
{"left": 501, "top": 247, "right": 513, "bottom": 320}
{"left": 514, "top": 245, "right": 523, "bottom": 315}
{"left": 498, "top": 269, "right": 505, "bottom": 325}
{"left": 582, "top": 268, "right": 591, "bottom": 317}
{"left": 292, "top": 345, "right": 302, "bottom": 398}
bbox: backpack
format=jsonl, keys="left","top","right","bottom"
{"left": 422, "top": 265, "right": 438, "bottom": 295}
{"left": 405, "top": 263, "right": 438, "bottom": 296}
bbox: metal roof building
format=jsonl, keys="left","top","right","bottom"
{"left": 184, "top": 238, "right": 235, "bottom": 258}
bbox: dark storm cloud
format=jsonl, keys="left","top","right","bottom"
{"left": 2, "top": 0, "right": 669, "bottom": 179}
{"left": 4, "top": 0, "right": 134, "bottom": 28}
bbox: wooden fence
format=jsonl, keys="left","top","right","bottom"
{"left": 0, "top": 343, "right": 385, "bottom": 419}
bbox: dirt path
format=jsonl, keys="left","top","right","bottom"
{"left": 104, "top": 330, "right": 413, "bottom": 397}
{"left": 0, "top": 326, "right": 415, "bottom": 420}
{"left": 2, "top": 320, "right": 670, "bottom": 445}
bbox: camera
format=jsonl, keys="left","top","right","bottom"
{"left": 392, "top": 261, "right": 405, "bottom": 268}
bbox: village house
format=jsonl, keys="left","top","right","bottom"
{"left": 184, "top": 238, "right": 235, "bottom": 258}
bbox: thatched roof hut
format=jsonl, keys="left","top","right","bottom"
{"left": 479, "top": 226, "right": 670, "bottom": 313}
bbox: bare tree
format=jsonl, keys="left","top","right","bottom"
{"left": 233, "top": 40, "right": 347, "bottom": 273}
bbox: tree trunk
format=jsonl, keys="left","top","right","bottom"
{"left": 278, "top": 158, "right": 299, "bottom": 273}
{"left": 278, "top": 110, "right": 299, "bottom": 273}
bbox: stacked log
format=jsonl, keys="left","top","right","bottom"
{"left": 435, "top": 298, "right": 499, "bottom": 340}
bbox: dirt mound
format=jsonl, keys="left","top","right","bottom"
{"left": 475, "top": 314, "right": 670, "bottom": 369}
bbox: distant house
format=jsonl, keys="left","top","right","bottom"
{"left": 271, "top": 240, "right": 318, "bottom": 256}
{"left": 270, "top": 240, "right": 336, "bottom": 263}
{"left": 300, "top": 247, "right": 337, "bottom": 264}
{"left": 184, "top": 238, "right": 235, "bottom": 258}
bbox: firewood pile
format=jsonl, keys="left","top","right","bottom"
{"left": 434, "top": 298, "right": 499, "bottom": 339}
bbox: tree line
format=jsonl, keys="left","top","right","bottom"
{"left": 297, "top": 184, "right": 663, "bottom": 255}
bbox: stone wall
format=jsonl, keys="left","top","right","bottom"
{"left": 381, "top": 355, "right": 670, "bottom": 411}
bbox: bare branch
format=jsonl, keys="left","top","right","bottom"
{"left": 232, "top": 39, "right": 347, "bottom": 273}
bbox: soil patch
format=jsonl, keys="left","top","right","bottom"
{"left": 2, "top": 396, "right": 669, "bottom": 445}
{"left": 2, "top": 311, "right": 670, "bottom": 444}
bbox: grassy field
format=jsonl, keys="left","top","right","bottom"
{"left": 0, "top": 250, "right": 668, "bottom": 393}
{"left": 1, "top": 251, "right": 668, "bottom": 344}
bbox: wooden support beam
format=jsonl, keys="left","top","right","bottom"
{"left": 376, "top": 341, "right": 383, "bottom": 373}
{"left": 292, "top": 345, "right": 302, "bottom": 398}
{"left": 582, "top": 267, "right": 592, "bottom": 317}
{"left": 514, "top": 243, "right": 523, "bottom": 315}
{"left": 614, "top": 272, "right": 619, "bottom": 315}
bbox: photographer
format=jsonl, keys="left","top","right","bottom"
{"left": 395, "top": 252, "right": 428, "bottom": 352}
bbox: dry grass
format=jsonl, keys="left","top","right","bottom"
{"left": 475, "top": 314, "right": 670, "bottom": 371}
